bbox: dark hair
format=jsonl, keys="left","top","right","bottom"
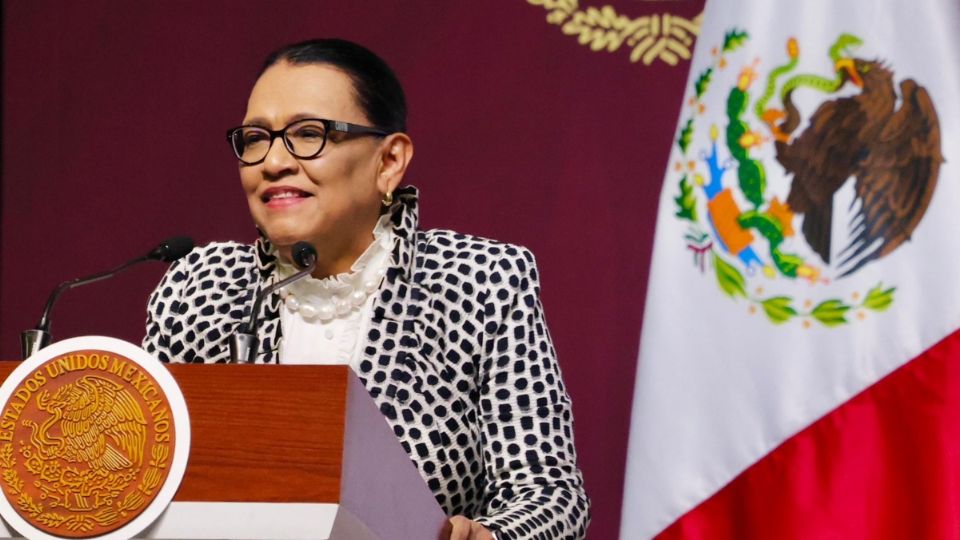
{"left": 261, "top": 38, "right": 407, "bottom": 134}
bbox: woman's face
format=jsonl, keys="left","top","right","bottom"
{"left": 240, "top": 62, "right": 384, "bottom": 264}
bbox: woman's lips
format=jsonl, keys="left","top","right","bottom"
{"left": 261, "top": 187, "right": 312, "bottom": 209}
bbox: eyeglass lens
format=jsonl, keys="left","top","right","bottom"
{"left": 231, "top": 119, "right": 328, "bottom": 163}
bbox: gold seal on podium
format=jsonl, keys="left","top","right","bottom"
{"left": 0, "top": 338, "right": 190, "bottom": 540}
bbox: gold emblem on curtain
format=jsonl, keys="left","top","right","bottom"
{"left": 528, "top": 0, "right": 704, "bottom": 66}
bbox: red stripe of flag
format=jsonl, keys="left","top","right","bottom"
{"left": 657, "top": 328, "right": 960, "bottom": 539}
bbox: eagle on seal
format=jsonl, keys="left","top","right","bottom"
{"left": 26, "top": 375, "right": 147, "bottom": 472}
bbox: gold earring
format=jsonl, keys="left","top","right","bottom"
{"left": 382, "top": 191, "right": 393, "bottom": 206}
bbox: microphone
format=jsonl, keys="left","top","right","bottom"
{"left": 230, "top": 241, "right": 317, "bottom": 363}
{"left": 147, "top": 236, "right": 195, "bottom": 262}
{"left": 21, "top": 236, "right": 195, "bottom": 359}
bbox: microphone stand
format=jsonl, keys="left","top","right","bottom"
{"left": 20, "top": 236, "right": 194, "bottom": 359}
{"left": 21, "top": 256, "right": 150, "bottom": 359}
{"left": 230, "top": 245, "right": 317, "bottom": 363}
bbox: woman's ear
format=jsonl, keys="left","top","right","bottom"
{"left": 377, "top": 133, "right": 414, "bottom": 195}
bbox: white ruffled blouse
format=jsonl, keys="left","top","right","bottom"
{"left": 275, "top": 214, "right": 394, "bottom": 368}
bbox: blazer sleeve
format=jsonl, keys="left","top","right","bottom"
{"left": 473, "top": 246, "right": 591, "bottom": 539}
{"left": 142, "top": 254, "right": 189, "bottom": 363}
{"left": 143, "top": 241, "right": 259, "bottom": 364}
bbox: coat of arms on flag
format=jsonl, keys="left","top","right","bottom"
{"left": 672, "top": 29, "right": 942, "bottom": 327}
{"left": 622, "top": 0, "right": 960, "bottom": 538}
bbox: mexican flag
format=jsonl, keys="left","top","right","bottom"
{"left": 621, "top": 0, "right": 960, "bottom": 537}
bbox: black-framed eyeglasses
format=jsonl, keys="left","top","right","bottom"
{"left": 225, "top": 118, "right": 392, "bottom": 165}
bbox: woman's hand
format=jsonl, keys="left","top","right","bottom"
{"left": 445, "top": 516, "right": 495, "bottom": 540}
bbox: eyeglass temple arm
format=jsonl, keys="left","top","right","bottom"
{"left": 331, "top": 120, "right": 392, "bottom": 137}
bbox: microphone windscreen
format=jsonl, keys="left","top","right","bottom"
{"left": 292, "top": 241, "right": 317, "bottom": 269}
{"left": 150, "top": 236, "right": 195, "bottom": 262}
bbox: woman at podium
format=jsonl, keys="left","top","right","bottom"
{"left": 144, "top": 39, "right": 589, "bottom": 540}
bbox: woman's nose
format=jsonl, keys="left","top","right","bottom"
{"left": 261, "top": 138, "right": 298, "bottom": 178}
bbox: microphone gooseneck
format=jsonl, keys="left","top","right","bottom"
{"left": 21, "top": 235, "right": 195, "bottom": 359}
{"left": 230, "top": 241, "right": 317, "bottom": 363}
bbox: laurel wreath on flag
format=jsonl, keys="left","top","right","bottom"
{"left": 672, "top": 29, "right": 896, "bottom": 327}
{"left": 527, "top": 0, "right": 703, "bottom": 66}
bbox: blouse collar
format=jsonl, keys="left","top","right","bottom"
{"left": 275, "top": 212, "right": 393, "bottom": 301}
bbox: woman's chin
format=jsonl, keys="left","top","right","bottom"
{"left": 266, "top": 231, "right": 310, "bottom": 249}
{"left": 258, "top": 214, "right": 321, "bottom": 248}
{"left": 264, "top": 233, "right": 304, "bottom": 264}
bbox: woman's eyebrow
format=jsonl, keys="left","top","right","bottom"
{"left": 287, "top": 112, "right": 320, "bottom": 122}
{"left": 241, "top": 113, "right": 322, "bottom": 127}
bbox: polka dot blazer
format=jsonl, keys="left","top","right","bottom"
{"left": 143, "top": 186, "right": 590, "bottom": 539}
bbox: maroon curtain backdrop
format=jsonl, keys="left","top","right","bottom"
{"left": 1, "top": 1, "right": 702, "bottom": 537}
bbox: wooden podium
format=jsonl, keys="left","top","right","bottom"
{"left": 0, "top": 363, "right": 448, "bottom": 540}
